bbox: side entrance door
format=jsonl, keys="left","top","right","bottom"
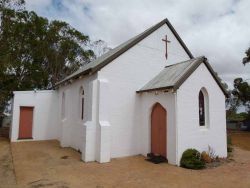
{"left": 19, "top": 107, "right": 34, "bottom": 139}
{"left": 151, "top": 103, "right": 167, "bottom": 157}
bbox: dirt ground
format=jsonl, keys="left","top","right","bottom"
{"left": 1, "top": 132, "right": 250, "bottom": 188}
{"left": 229, "top": 131, "right": 250, "bottom": 151}
{"left": 0, "top": 137, "right": 16, "bottom": 188}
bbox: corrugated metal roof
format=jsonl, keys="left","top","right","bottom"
{"left": 138, "top": 57, "right": 203, "bottom": 92}
{"left": 55, "top": 18, "right": 193, "bottom": 87}
{"left": 137, "top": 56, "right": 228, "bottom": 97}
{"left": 55, "top": 35, "right": 143, "bottom": 86}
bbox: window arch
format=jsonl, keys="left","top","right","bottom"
{"left": 198, "top": 88, "right": 209, "bottom": 127}
{"left": 80, "top": 87, "right": 84, "bottom": 120}
{"left": 61, "top": 92, "right": 65, "bottom": 119}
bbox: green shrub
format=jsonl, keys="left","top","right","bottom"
{"left": 180, "top": 149, "right": 205, "bottom": 169}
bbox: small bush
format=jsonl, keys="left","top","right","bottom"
{"left": 180, "top": 149, "right": 205, "bottom": 169}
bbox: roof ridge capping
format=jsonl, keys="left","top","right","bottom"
{"left": 54, "top": 18, "right": 194, "bottom": 87}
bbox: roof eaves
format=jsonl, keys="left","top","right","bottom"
{"left": 136, "top": 86, "right": 174, "bottom": 93}
{"left": 54, "top": 68, "right": 92, "bottom": 88}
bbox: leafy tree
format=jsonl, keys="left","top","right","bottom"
{"left": 0, "top": 0, "right": 24, "bottom": 10}
{"left": 242, "top": 47, "right": 250, "bottom": 65}
{"left": 226, "top": 111, "right": 248, "bottom": 122}
{"left": 89, "top": 39, "right": 111, "bottom": 58}
{"left": 0, "top": 1, "right": 95, "bottom": 112}
{"left": 231, "top": 78, "right": 250, "bottom": 120}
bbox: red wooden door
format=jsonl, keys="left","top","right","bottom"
{"left": 151, "top": 103, "right": 167, "bottom": 157}
{"left": 19, "top": 107, "right": 34, "bottom": 139}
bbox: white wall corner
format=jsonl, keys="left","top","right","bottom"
{"left": 60, "top": 119, "right": 71, "bottom": 147}
{"left": 96, "top": 121, "right": 111, "bottom": 163}
{"left": 95, "top": 78, "right": 111, "bottom": 163}
{"left": 174, "top": 91, "right": 179, "bottom": 166}
{"left": 81, "top": 121, "right": 97, "bottom": 162}
{"left": 81, "top": 79, "right": 98, "bottom": 162}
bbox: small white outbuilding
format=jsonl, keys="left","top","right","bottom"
{"left": 10, "top": 18, "right": 228, "bottom": 165}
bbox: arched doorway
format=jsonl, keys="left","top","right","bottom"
{"left": 151, "top": 103, "right": 167, "bottom": 157}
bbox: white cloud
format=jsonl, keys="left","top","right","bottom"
{"left": 25, "top": 0, "right": 250, "bottom": 87}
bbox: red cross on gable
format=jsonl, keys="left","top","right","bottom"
{"left": 162, "top": 35, "right": 171, "bottom": 60}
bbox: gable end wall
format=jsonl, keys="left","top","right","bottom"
{"left": 176, "top": 63, "right": 227, "bottom": 164}
{"left": 97, "top": 24, "right": 190, "bottom": 159}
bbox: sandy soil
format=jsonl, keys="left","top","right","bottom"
{"left": 0, "top": 137, "right": 16, "bottom": 188}
{"left": 9, "top": 135, "right": 250, "bottom": 188}
{"left": 229, "top": 131, "right": 250, "bottom": 151}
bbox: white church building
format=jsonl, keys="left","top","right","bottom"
{"left": 10, "top": 19, "right": 228, "bottom": 165}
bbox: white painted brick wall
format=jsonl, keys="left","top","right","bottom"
{"left": 11, "top": 23, "right": 195, "bottom": 165}
{"left": 11, "top": 90, "right": 59, "bottom": 142}
{"left": 58, "top": 74, "right": 97, "bottom": 152}
{"left": 176, "top": 63, "right": 227, "bottom": 165}
{"left": 138, "top": 91, "right": 177, "bottom": 165}
{"left": 98, "top": 24, "right": 190, "bottom": 160}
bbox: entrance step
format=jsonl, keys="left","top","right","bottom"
{"left": 146, "top": 153, "right": 168, "bottom": 164}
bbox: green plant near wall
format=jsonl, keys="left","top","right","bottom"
{"left": 180, "top": 149, "right": 205, "bottom": 169}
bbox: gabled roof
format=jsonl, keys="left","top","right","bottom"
{"left": 55, "top": 18, "right": 193, "bottom": 87}
{"left": 137, "top": 56, "right": 228, "bottom": 97}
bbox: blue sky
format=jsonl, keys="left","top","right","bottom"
{"left": 25, "top": 0, "right": 250, "bottom": 87}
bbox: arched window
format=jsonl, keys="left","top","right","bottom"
{"left": 198, "top": 88, "right": 209, "bottom": 127}
{"left": 80, "top": 87, "right": 84, "bottom": 120}
{"left": 62, "top": 92, "right": 65, "bottom": 119}
{"left": 199, "top": 91, "right": 205, "bottom": 126}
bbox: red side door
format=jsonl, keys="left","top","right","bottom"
{"left": 19, "top": 107, "right": 34, "bottom": 139}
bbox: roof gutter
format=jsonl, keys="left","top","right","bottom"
{"left": 136, "top": 86, "right": 174, "bottom": 93}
